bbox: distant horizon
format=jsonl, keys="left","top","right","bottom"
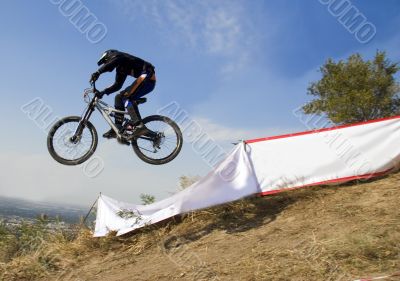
{"left": 0, "top": 194, "right": 88, "bottom": 208}
{"left": 0, "top": 196, "right": 87, "bottom": 224}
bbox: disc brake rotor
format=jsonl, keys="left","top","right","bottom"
{"left": 153, "top": 132, "right": 165, "bottom": 149}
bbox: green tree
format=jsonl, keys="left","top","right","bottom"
{"left": 303, "top": 51, "right": 400, "bottom": 124}
{"left": 179, "top": 175, "right": 201, "bottom": 190}
{"left": 140, "top": 193, "right": 155, "bottom": 205}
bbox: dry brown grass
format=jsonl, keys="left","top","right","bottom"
{"left": 1, "top": 172, "right": 399, "bottom": 280}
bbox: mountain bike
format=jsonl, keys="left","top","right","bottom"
{"left": 47, "top": 82, "right": 183, "bottom": 165}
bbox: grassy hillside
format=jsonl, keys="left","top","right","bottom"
{"left": 1, "top": 173, "right": 399, "bottom": 281}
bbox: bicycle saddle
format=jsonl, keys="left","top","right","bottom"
{"left": 135, "top": 98, "right": 147, "bottom": 105}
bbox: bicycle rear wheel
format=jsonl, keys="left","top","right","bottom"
{"left": 47, "top": 116, "right": 98, "bottom": 165}
{"left": 132, "top": 115, "right": 182, "bottom": 165}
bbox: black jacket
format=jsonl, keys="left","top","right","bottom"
{"left": 98, "top": 52, "right": 154, "bottom": 95}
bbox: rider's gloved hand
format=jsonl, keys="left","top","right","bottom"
{"left": 90, "top": 71, "right": 100, "bottom": 83}
{"left": 95, "top": 91, "right": 105, "bottom": 99}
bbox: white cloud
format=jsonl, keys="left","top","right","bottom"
{"left": 202, "top": 7, "right": 243, "bottom": 55}
{"left": 112, "top": 0, "right": 255, "bottom": 74}
{"left": 193, "top": 117, "right": 300, "bottom": 143}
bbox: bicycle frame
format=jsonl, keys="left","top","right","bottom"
{"left": 75, "top": 81, "right": 155, "bottom": 142}
{"left": 73, "top": 82, "right": 129, "bottom": 140}
{"left": 96, "top": 99, "right": 130, "bottom": 138}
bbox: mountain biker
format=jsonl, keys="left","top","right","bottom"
{"left": 90, "top": 49, "right": 156, "bottom": 140}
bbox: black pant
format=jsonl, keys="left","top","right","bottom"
{"left": 114, "top": 79, "right": 156, "bottom": 126}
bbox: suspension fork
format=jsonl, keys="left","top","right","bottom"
{"left": 71, "top": 99, "right": 96, "bottom": 142}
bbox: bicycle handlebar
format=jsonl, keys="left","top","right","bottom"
{"left": 90, "top": 80, "right": 97, "bottom": 91}
{"left": 90, "top": 80, "right": 101, "bottom": 97}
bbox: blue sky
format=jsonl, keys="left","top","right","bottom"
{"left": 0, "top": 0, "right": 399, "bottom": 206}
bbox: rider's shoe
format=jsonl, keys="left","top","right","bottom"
{"left": 103, "top": 128, "right": 117, "bottom": 139}
{"left": 132, "top": 123, "right": 148, "bottom": 137}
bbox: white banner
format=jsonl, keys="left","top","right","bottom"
{"left": 247, "top": 116, "right": 400, "bottom": 195}
{"left": 94, "top": 116, "right": 400, "bottom": 237}
{"left": 94, "top": 142, "right": 259, "bottom": 237}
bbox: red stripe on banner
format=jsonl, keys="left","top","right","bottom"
{"left": 246, "top": 115, "right": 400, "bottom": 144}
{"left": 259, "top": 168, "right": 393, "bottom": 196}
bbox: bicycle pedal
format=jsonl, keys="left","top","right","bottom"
{"left": 117, "top": 136, "right": 131, "bottom": 146}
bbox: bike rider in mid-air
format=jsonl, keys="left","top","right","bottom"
{"left": 90, "top": 49, "right": 156, "bottom": 142}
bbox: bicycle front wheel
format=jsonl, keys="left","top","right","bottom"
{"left": 47, "top": 116, "right": 98, "bottom": 165}
{"left": 132, "top": 115, "right": 183, "bottom": 165}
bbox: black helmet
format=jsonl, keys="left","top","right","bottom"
{"left": 97, "top": 49, "right": 119, "bottom": 66}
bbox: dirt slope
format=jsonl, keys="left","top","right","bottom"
{"left": 49, "top": 173, "right": 400, "bottom": 281}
